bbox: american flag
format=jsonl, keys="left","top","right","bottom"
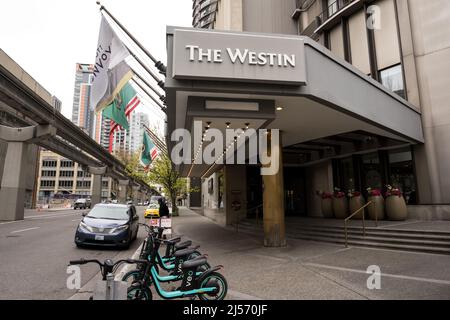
{"left": 108, "top": 95, "right": 141, "bottom": 153}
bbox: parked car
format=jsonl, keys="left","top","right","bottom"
{"left": 74, "top": 198, "right": 91, "bottom": 210}
{"left": 74, "top": 203, "right": 139, "bottom": 248}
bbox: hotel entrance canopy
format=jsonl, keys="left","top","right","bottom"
{"left": 165, "top": 27, "right": 424, "bottom": 177}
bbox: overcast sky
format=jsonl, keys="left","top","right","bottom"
{"left": 0, "top": 0, "right": 192, "bottom": 128}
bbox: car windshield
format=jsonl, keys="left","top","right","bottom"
{"left": 86, "top": 206, "right": 129, "bottom": 220}
{"left": 76, "top": 199, "right": 86, "bottom": 203}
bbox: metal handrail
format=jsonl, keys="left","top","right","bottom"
{"left": 344, "top": 201, "right": 373, "bottom": 247}
{"left": 234, "top": 203, "right": 263, "bottom": 233}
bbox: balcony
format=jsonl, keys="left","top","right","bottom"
{"left": 317, "top": 0, "right": 368, "bottom": 33}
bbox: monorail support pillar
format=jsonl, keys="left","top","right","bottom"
{"left": 0, "top": 125, "right": 56, "bottom": 221}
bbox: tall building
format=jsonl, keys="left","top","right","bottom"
{"left": 129, "top": 112, "right": 150, "bottom": 153}
{"left": 111, "top": 112, "right": 149, "bottom": 155}
{"left": 165, "top": 0, "right": 450, "bottom": 237}
{"left": 71, "top": 63, "right": 94, "bottom": 136}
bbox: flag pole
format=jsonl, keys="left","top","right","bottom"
{"left": 143, "top": 124, "right": 168, "bottom": 154}
{"left": 131, "top": 78, "right": 167, "bottom": 113}
{"left": 129, "top": 66, "right": 166, "bottom": 103}
{"left": 125, "top": 43, "right": 165, "bottom": 89}
{"left": 96, "top": 1, "right": 167, "bottom": 76}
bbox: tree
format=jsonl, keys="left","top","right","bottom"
{"left": 146, "top": 154, "right": 186, "bottom": 216}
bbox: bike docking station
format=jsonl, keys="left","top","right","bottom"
{"left": 93, "top": 274, "right": 128, "bottom": 300}
{"left": 147, "top": 215, "right": 172, "bottom": 237}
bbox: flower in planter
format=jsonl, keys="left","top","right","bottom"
{"left": 333, "top": 188, "right": 346, "bottom": 199}
{"left": 316, "top": 190, "right": 333, "bottom": 199}
{"left": 367, "top": 187, "right": 382, "bottom": 197}
{"left": 385, "top": 185, "right": 403, "bottom": 198}
{"left": 347, "top": 189, "right": 361, "bottom": 198}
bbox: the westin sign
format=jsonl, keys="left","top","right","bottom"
{"left": 172, "top": 29, "right": 307, "bottom": 85}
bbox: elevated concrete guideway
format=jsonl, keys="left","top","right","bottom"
{"left": 0, "top": 49, "right": 153, "bottom": 221}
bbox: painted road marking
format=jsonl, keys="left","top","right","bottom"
{"left": 11, "top": 227, "right": 40, "bottom": 234}
{"left": 1, "top": 212, "right": 82, "bottom": 225}
{"left": 0, "top": 221, "right": 19, "bottom": 226}
{"left": 303, "top": 263, "right": 450, "bottom": 286}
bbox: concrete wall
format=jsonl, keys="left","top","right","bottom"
{"left": 0, "top": 140, "right": 6, "bottom": 190}
{"left": 242, "top": 0, "right": 297, "bottom": 35}
{"left": 215, "top": 0, "right": 243, "bottom": 31}
{"left": 201, "top": 171, "right": 226, "bottom": 225}
{"left": 305, "top": 160, "right": 334, "bottom": 217}
{"left": 404, "top": 0, "right": 450, "bottom": 204}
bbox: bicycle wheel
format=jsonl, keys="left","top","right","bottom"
{"left": 197, "top": 272, "right": 228, "bottom": 301}
{"left": 122, "top": 269, "right": 149, "bottom": 287}
{"left": 127, "top": 285, "right": 153, "bottom": 301}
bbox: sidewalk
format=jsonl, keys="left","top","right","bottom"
{"left": 173, "top": 207, "right": 450, "bottom": 300}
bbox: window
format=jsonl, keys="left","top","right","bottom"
{"left": 327, "top": 0, "right": 338, "bottom": 18}
{"left": 42, "top": 160, "right": 57, "bottom": 167}
{"left": 362, "top": 152, "right": 382, "bottom": 190}
{"left": 388, "top": 148, "right": 417, "bottom": 204}
{"left": 40, "top": 180, "right": 55, "bottom": 188}
{"left": 60, "top": 171, "right": 74, "bottom": 177}
{"left": 379, "top": 64, "right": 405, "bottom": 98}
{"left": 60, "top": 160, "right": 74, "bottom": 168}
{"left": 58, "top": 181, "right": 73, "bottom": 188}
{"left": 41, "top": 170, "right": 56, "bottom": 177}
{"left": 76, "top": 181, "right": 91, "bottom": 188}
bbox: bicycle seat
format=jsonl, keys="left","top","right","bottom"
{"left": 175, "top": 240, "right": 192, "bottom": 250}
{"left": 174, "top": 248, "right": 197, "bottom": 258}
{"left": 164, "top": 237, "right": 181, "bottom": 245}
{"left": 182, "top": 258, "right": 207, "bottom": 269}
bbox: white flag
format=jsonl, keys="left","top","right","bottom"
{"left": 90, "top": 15, "right": 130, "bottom": 111}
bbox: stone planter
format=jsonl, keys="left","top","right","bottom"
{"left": 349, "top": 195, "right": 366, "bottom": 220}
{"left": 321, "top": 198, "right": 334, "bottom": 218}
{"left": 386, "top": 195, "right": 408, "bottom": 221}
{"left": 367, "top": 196, "right": 385, "bottom": 220}
{"left": 332, "top": 197, "right": 348, "bottom": 219}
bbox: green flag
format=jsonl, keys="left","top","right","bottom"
{"left": 140, "top": 131, "right": 158, "bottom": 169}
{"left": 102, "top": 82, "right": 137, "bottom": 131}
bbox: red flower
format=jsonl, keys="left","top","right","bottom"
{"left": 321, "top": 192, "right": 333, "bottom": 200}
{"left": 333, "top": 192, "right": 346, "bottom": 199}
{"left": 368, "top": 189, "right": 382, "bottom": 197}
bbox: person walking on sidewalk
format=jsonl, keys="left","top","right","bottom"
{"left": 158, "top": 198, "right": 170, "bottom": 218}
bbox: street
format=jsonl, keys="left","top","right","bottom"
{"left": 0, "top": 207, "right": 146, "bottom": 300}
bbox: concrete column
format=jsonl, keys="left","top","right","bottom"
{"left": 0, "top": 125, "right": 56, "bottom": 221}
{"left": 131, "top": 185, "right": 140, "bottom": 205}
{"left": 118, "top": 179, "right": 129, "bottom": 203}
{"left": 262, "top": 130, "right": 286, "bottom": 247}
{"left": 89, "top": 167, "right": 107, "bottom": 207}
{"left": 0, "top": 142, "right": 29, "bottom": 221}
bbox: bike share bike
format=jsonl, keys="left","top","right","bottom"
{"left": 68, "top": 258, "right": 147, "bottom": 300}
{"left": 126, "top": 225, "right": 228, "bottom": 300}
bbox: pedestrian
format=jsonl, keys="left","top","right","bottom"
{"left": 158, "top": 198, "right": 170, "bottom": 218}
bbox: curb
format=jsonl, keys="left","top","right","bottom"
{"left": 115, "top": 242, "right": 144, "bottom": 281}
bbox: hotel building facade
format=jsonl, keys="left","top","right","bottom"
{"left": 167, "top": 0, "right": 449, "bottom": 245}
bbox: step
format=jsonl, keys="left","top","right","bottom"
{"left": 288, "top": 233, "right": 450, "bottom": 255}
{"left": 288, "top": 225, "right": 450, "bottom": 242}
{"left": 235, "top": 222, "right": 450, "bottom": 255}
{"left": 290, "top": 230, "right": 450, "bottom": 248}
{"left": 241, "top": 220, "right": 450, "bottom": 237}
{"left": 286, "top": 222, "right": 450, "bottom": 237}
